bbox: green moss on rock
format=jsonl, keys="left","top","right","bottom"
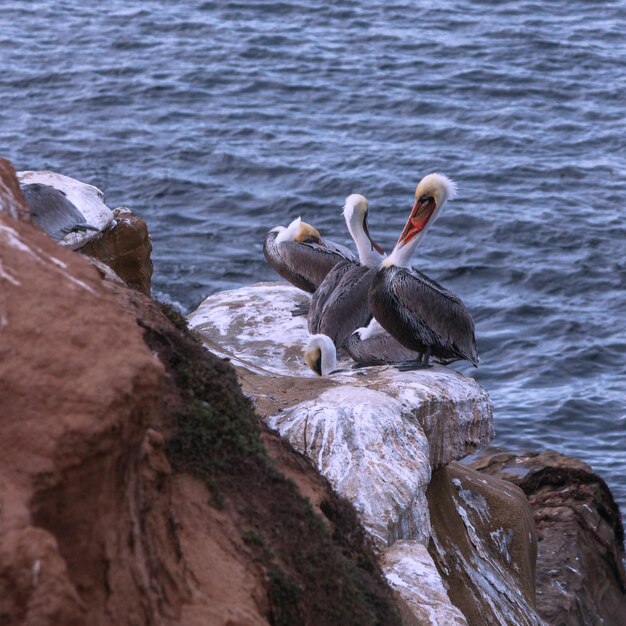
{"left": 144, "top": 303, "right": 402, "bottom": 626}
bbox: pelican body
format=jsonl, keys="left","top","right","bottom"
{"left": 263, "top": 217, "right": 355, "bottom": 293}
{"left": 307, "top": 194, "right": 384, "bottom": 346}
{"left": 21, "top": 183, "right": 99, "bottom": 242}
{"left": 344, "top": 319, "right": 418, "bottom": 366}
{"left": 369, "top": 266, "right": 477, "bottom": 366}
{"left": 368, "top": 173, "right": 478, "bottom": 368}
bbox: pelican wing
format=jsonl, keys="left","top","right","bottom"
{"left": 308, "top": 260, "right": 354, "bottom": 334}
{"left": 344, "top": 330, "right": 417, "bottom": 366}
{"left": 263, "top": 232, "right": 349, "bottom": 292}
{"left": 391, "top": 268, "right": 478, "bottom": 364}
{"left": 281, "top": 240, "right": 350, "bottom": 289}
{"left": 318, "top": 237, "right": 357, "bottom": 263}
{"left": 314, "top": 264, "right": 375, "bottom": 346}
{"left": 21, "top": 183, "right": 90, "bottom": 241}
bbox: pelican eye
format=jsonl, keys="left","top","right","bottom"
{"left": 419, "top": 195, "right": 434, "bottom": 203}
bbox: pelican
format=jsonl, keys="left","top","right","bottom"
{"left": 303, "top": 334, "right": 337, "bottom": 376}
{"left": 368, "top": 173, "right": 478, "bottom": 369}
{"left": 344, "top": 319, "right": 419, "bottom": 366}
{"left": 304, "top": 321, "right": 417, "bottom": 375}
{"left": 307, "top": 194, "right": 385, "bottom": 346}
{"left": 21, "top": 183, "right": 100, "bottom": 242}
{"left": 263, "top": 216, "right": 357, "bottom": 293}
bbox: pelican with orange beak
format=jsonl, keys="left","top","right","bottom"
{"left": 368, "top": 173, "right": 478, "bottom": 369}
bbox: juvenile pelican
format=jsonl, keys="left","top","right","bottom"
{"left": 368, "top": 173, "right": 478, "bottom": 369}
{"left": 307, "top": 194, "right": 385, "bottom": 345}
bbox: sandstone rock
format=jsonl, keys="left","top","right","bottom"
{"left": 188, "top": 282, "right": 496, "bottom": 624}
{"left": 383, "top": 540, "right": 468, "bottom": 626}
{"left": 0, "top": 157, "right": 30, "bottom": 222}
{"left": 0, "top": 196, "right": 169, "bottom": 624}
{"left": 79, "top": 207, "right": 153, "bottom": 295}
{"left": 189, "top": 282, "right": 493, "bottom": 548}
{"left": 188, "top": 281, "right": 313, "bottom": 376}
{"left": 17, "top": 170, "right": 114, "bottom": 249}
{"left": 1, "top": 161, "right": 402, "bottom": 625}
{"left": 267, "top": 383, "right": 433, "bottom": 546}
{"left": 427, "top": 463, "right": 543, "bottom": 626}
{"left": 467, "top": 448, "right": 626, "bottom": 626}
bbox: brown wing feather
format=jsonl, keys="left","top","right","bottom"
{"left": 392, "top": 268, "right": 478, "bottom": 364}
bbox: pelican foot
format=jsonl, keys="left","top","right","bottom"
{"left": 291, "top": 302, "right": 310, "bottom": 317}
{"left": 394, "top": 359, "right": 432, "bottom": 372}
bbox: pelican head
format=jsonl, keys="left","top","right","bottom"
{"left": 303, "top": 334, "right": 337, "bottom": 376}
{"left": 343, "top": 194, "right": 384, "bottom": 265}
{"left": 275, "top": 217, "right": 321, "bottom": 244}
{"left": 383, "top": 173, "right": 457, "bottom": 268}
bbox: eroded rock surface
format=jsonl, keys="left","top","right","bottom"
{"left": 467, "top": 448, "right": 626, "bottom": 626}
{"left": 428, "top": 463, "right": 543, "bottom": 626}
{"left": 0, "top": 157, "right": 30, "bottom": 222}
{"left": 383, "top": 541, "right": 468, "bottom": 626}
{"left": 0, "top": 185, "right": 167, "bottom": 625}
{"left": 1, "top": 161, "right": 402, "bottom": 626}
{"left": 79, "top": 207, "right": 153, "bottom": 295}
{"left": 189, "top": 282, "right": 498, "bottom": 624}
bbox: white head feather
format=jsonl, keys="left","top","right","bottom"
{"left": 343, "top": 194, "right": 384, "bottom": 267}
{"left": 303, "top": 334, "right": 337, "bottom": 376}
{"left": 383, "top": 173, "right": 457, "bottom": 268}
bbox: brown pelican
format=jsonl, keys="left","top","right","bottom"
{"left": 21, "top": 183, "right": 100, "bottom": 242}
{"left": 368, "top": 173, "right": 478, "bottom": 369}
{"left": 307, "top": 194, "right": 385, "bottom": 345}
{"left": 344, "top": 319, "right": 419, "bottom": 366}
{"left": 303, "top": 334, "right": 337, "bottom": 376}
{"left": 263, "top": 216, "right": 358, "bottom": 293}
{"left": 304, "top": 322, "right": 417, "bottom": 375}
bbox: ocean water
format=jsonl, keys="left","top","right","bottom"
{"left": 2, "top": 1, "right": 625, "bottom": 512}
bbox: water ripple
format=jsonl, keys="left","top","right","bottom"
{"left": 1, "top": 0, "right": 625, "bottom": 512}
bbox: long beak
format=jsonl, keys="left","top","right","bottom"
{"left": 396, "top": 198, "right": 436, "bottom": 246}
{"left": 362, "top": 213, "right": 385, "bottom": 254}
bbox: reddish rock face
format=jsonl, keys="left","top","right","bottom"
{"left": 78, "top": 207, "right": 153, "bottom": 296}
{"left": 0, "top": 159, "right": 402, "bottom": 626}
{"left": 467, "top": 448, "right": 626, "bottom": 626}
{"left": 0, "top": 176, "right": 168, "bottom": 624}
{"left": 0, "top": 157, "right": 30, "bottom": 222}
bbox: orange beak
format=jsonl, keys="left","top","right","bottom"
{"left": 396, "top": 197, "right": 436, "bottom": 246}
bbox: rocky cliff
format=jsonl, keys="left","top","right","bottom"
{"left": 1, "top": 155, "right": 624, "bottom": 625}
{"left": 0, "top": 157, "right": 402, "bottom": 625}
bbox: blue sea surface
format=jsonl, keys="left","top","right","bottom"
{"left": 1, "top": 1, "right": 625, "bottom": 511}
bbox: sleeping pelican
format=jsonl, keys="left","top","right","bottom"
{"left": 304, "top": 321, "right": 418, "bottom": 375}
{"left": 263, "top": 216, "right": 357, "bottom": 293}
{"left": 368, "top": 173, "right": 478, "bottom": 369}
{"left": 307, "top": 194, "right": 385, "bottom": 345}
{"left": 21, "top": 183, "right": 100, "bottom": 242}
{"left": 344, "top": 319, "right": 419, "bottom": 366}
{"left": 303, "top": 334, "right": 337, "bottom": 376}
